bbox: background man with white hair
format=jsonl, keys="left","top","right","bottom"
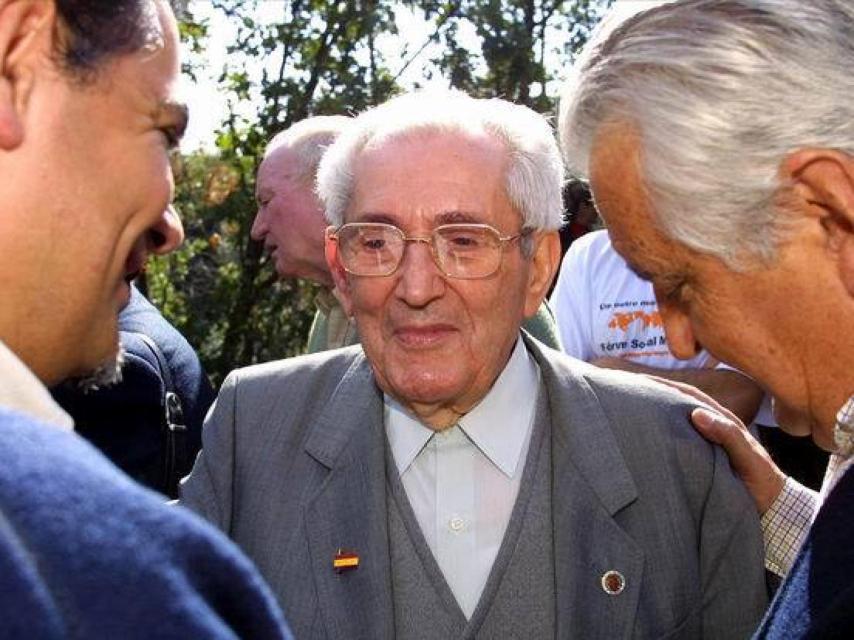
{"left": 252, "top": 115, "right": 358, "bottom": 351}
{"left": 251, "top": 115, "right": 564, "bottom": 353}
{"left": 560, "top": 0, "right": 854, "bottom": 635}
{"left": 0, "top": 0, "right": 290, "bottom": 635}
{"left": 183, "top": 89, "right": 767, "bottom": 639}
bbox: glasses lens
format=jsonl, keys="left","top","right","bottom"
{"left": 434, "top": 225, "right": 502, "bottom": 278}
{"left": 337, "top": 224, "right": 403, "bottom": 276}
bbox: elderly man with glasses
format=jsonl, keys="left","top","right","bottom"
{"left": 181, "top": 90, "right": 767, "bottom": 639}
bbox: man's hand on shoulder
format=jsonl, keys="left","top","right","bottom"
{"left": 590, "top": 358, "right": 764, "bottom": 425}
{"left": 646, "top": 375, "right": 786, "bottom": 514}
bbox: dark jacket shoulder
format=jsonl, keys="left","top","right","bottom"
{"left": 757, "top": 464, "right": 854, "bottom": 637}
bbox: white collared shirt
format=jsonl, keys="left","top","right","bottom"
{"left": 0, "top": 339, "right": 73, "bottom": 430}
{"left": 385, "top": 336, "right": 540, "bottom": 618}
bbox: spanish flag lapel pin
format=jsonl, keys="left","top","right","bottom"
{"left": 333, "top": 548, "right": 359, "bottom": 574}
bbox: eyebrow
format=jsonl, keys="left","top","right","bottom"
{"left": 348, "top": 210, "right": 494, "bottom": 233}
{"left": 353, "top": 212, "right": 399, "bottom": 225}
{"left": 354, "top": 210, "right": 484, "bottom": 224}
{"left": 435, "top": 210, "right": 482, "bottom": 225}
{"left": 614, "top": 246, "right": 653, "bottom": 281}
{"left": 626, "top": 263, "right": 655, "bottom": 282}
{"left": 157, "top": 100, "right": 189, "bottom": 141}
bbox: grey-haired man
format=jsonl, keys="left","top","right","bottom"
{"left": 560, "top": 0, "right": 854, "bottom": 636}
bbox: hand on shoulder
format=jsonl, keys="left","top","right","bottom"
{"left": 645, "top": 375, "right": 786, "bottom": 514}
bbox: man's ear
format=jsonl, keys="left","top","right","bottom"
{"left": 0, "top": 0, "right": 55, "bottom": 150}
{"left": 523, "top": 230, "right": 561, "bottom": 318}
{"left": 783, "top": 148, "right": 854, "bottom": 296}
{"left": 324, "top": 226, "right": 355, "bottom": 316}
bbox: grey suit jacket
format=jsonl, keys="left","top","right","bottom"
{"left": 181, "top": 336, "right": 767, "bottom": 639}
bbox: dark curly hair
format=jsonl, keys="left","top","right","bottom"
{"left": 54, "top": 0, "right": 179, "bottom": 79}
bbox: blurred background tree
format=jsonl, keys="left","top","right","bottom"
{"left": 147, "top": 0, "right": 611, "bottom": 386}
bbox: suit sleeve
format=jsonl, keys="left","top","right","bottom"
{"left": 699, "top": 444, "right": 769, "bottom": 638}
{"left": 179, "top": 371, "right": 240, "bottom": 533}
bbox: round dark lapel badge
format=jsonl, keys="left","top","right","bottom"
{"left": 601, "top": 570, "right": 625, "bottom": 595}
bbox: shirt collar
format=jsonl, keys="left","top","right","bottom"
{"left": 314, "top": 288, "right": 338, "bottom": 314}
{"left": 0, "top": 339, "right": 74, "bottom": 431}
{"left": 385, "top": 335, "right": 540, "bottom": 478}
{"left": 833, "top": 393, "right": 854, "bottom": 458}
{"left": 385, "top": 396, "right": 434, "bottom": 474}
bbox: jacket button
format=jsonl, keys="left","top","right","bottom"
{"left": 601, "top": 570, "right": 625, "bottom": 595}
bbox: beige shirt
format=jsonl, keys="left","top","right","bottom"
{"left": 0, "top": 339, "right": 73, "bottom": 430}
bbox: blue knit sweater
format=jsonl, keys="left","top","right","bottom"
{"left": 756, "top": 463, "right": 854, "bottom": 638}
{"left": 0, "top": 407, "right": 292, "bottom": 639}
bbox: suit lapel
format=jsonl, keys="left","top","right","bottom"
{"left": 302, "top": 354, "right": 394, "bottom": 640}
{"left": 525, "top": 337, "right": 644, "bottom": 639}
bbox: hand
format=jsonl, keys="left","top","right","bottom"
{"left": 646, "top": 375, "right": 786, "bottom": 514}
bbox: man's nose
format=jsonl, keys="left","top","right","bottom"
{"left": 656, "top": 296, "right": 702, "bottom": 359}
{"left": 148, "top": 205, "right": 185, "bottom": 256}
{"left": 250, "top": 208, "right": 267, "bottom": 242}
{"left": 395, "top": 239, "right": 445, "bottom": 307}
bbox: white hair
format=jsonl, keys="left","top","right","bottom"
{"left": 264, "top": 115, "right": 351, "bottom": 185}
{"left": 560, "top": 0, "right": 854, "bottom": 268}
{"left": 316, "top": 89, "right": 565, "bottom": 235}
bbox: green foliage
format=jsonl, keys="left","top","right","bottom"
{"left": 177, "top": 12, "right": 208, "bottom": 80}
{"left": 156, "top": 0, "right": 610, "bottom": 386}
{"left": 415, "top": 0, "right": 612, "bottom": 111}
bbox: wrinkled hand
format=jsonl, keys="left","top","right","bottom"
{"left": 646, "top": 375, "right": 786, "bottom": 514}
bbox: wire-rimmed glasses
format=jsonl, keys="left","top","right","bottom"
{"left": 329, "top": 222, "right": 529, "bottom": 279}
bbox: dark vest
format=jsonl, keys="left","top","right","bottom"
{"left": 385, "top": 390, "right": 555, "bottom": 639}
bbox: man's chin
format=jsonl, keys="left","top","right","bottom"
{"left": 70, "top": 346, "right": 126, "bottom": 393}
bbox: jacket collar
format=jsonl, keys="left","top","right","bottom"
{"left": 302, "top": 350, "right": 394, "bottom": 639}
{"left": 523, "top": 334, "right": 638, "bottom": 515}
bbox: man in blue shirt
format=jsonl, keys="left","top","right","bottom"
{"left": 0, "top": 0, "right": 291, "bottom": 636}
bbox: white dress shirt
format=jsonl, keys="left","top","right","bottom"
{"left": 385, "top": 336, "right": 540, "bottom": 619}
{"left": 0, "top": 339, "right": 73, "bottom": 430}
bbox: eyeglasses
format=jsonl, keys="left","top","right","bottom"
{"left": 329, "top": 222, "right": 529, "bottom": 279}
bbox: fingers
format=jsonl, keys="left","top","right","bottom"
{"left": 691, "top": 406, "right": 786, "bottom": 514}
{"left": 646, "top": 374, "right": 741, "bottom": 425}
{"left": 691, "top": 406, "right": 736, "bottom": 445}
{"left": 646, "top": 373, "right": 787, "bottom": 513}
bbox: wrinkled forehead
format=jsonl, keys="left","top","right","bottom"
{"left": 361, "top": 119, "right": 491, "bottom": 153}
{"left": 588, "top": 124, "right": 674, "bottom": 268}
{"left": 258, "top": 146, "right": 300, "bottom": 183}
{"left": 346, "top": 130, "right": 517, "bottom": 231}
{"left": 139, "top": 0, "right": 167, "bottom": 51}
{"left": 588, "top": 123, "right": 647, "bottom": 220}
{"left": 355, "top": 127, "right": 509, "bottom": 177}
{"left": 98, "top": 0, "right": 179, "bottom": 85}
